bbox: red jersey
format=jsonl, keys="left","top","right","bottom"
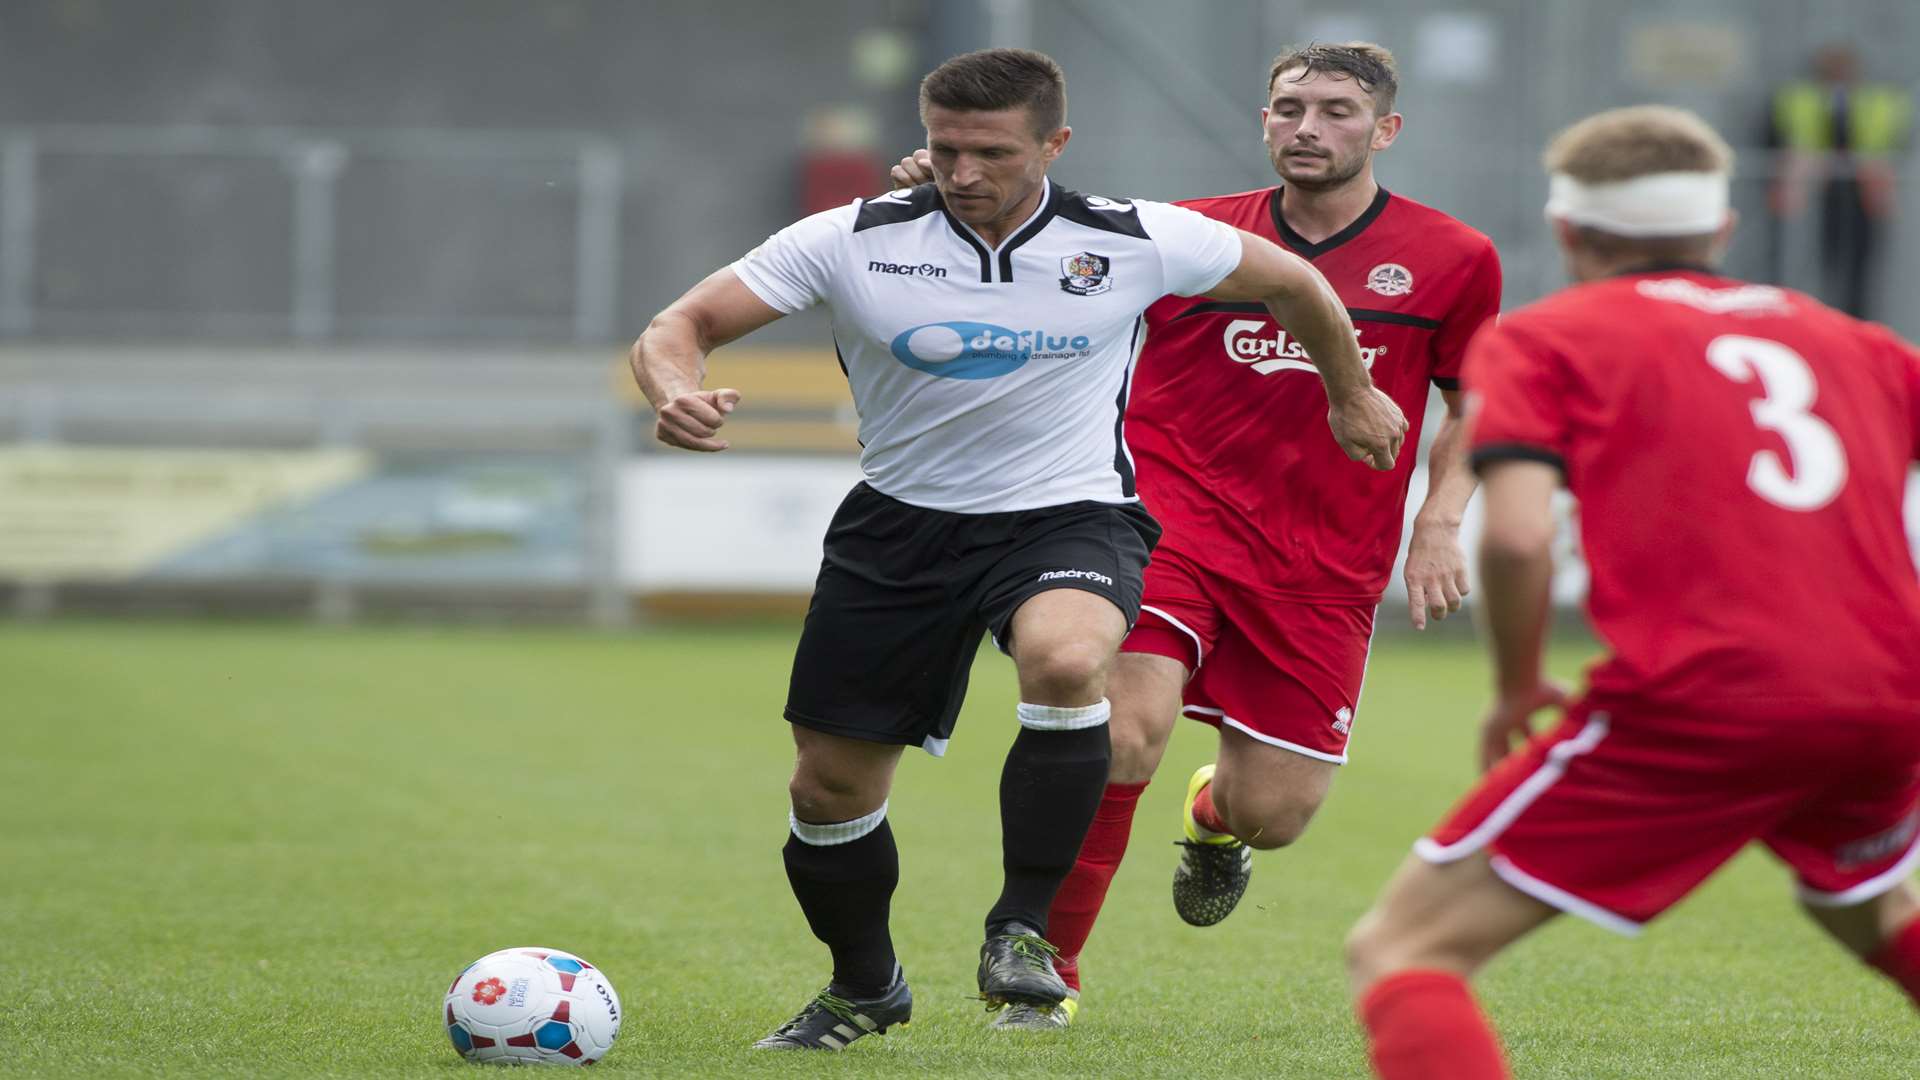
{"left": 1467, "top": 268, "right": 1920, "bottom": 716}
{"left": 1124, "top": 186, "right": 1501, "bottom": 602}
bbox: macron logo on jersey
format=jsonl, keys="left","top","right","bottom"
{"left": 1037, "top": 568, "right": 1115, "bottom": 586}
{"left": 867, "top": 260, "right": 948, "bottom": 278}
{"left": 1223, "top": 320, "right": 1382, "bottom": 375}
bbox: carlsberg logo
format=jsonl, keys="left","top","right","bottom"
{"left": 1222, "top": 319, "right": 1381, "bottom": 375}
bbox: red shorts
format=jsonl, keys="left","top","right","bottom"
{"left": 1122, "top": 545, "right": 1375, "bottom": 763}
{"left": 1419, "top": 698, "right": 1920, "bottom": 934}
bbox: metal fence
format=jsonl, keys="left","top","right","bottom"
{"left": 0, "top": 125, "right": 622, "bottom": 344}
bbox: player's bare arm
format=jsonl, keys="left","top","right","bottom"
{"left": 1209, "top": 232, "right": 1408, "bottom": 470}
{"left": 1474, "top": 459, "right": 1567, "bottom": 770}
{"left": 630, "top": 269, "right": 782, "bottom": 452}
{"left": 1404, "top": 389, "right": 1476, "bottom": 630}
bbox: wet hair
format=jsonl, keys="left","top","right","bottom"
{"left": 1267, "top": 42, "right": 1399, "bottom": 114}
{"left": 919, "top": 48, "right": 1067, "bottom": 138}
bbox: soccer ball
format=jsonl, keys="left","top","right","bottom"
{"left": 443, "top": 947, "right": 621, "bottom": 1066}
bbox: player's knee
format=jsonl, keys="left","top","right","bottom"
{"left": 1019, "top": 639, "right": 1111, "bottom": 702}
{"left": 1344, "top": 910, "right": 1398, "bottom": 991}
{"left": 1106, "top": 710, "right": 1171, "bottom": 780}
{"left": 788, "top": 766, "right": 880, "bottom": 824}
{"left": 1345, "top": 902, "right": 1440, "bottom": 991}
{"left": 1225, "top": 791, "right": 1320, "bottom": 850}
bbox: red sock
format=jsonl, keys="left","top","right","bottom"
{"left": 1191, "top": 779, "right": 1230, "bottom": 836}
{"left": 1869, "top": 915, "right": 1920, "bottom": 1007}
{"left": 1045, "top": 781, "right": 1147, "bottom": 992}
{"left": 1357, "top": 970, "right": 1510, "bottom": 1080}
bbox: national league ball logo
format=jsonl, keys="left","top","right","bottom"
{"left": 1059, "top": 251, "right": 1112, "bottom": 296}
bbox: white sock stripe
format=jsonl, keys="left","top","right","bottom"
{"left": 1017, "top": 698, "right": 1111, "bottom": 731}
{"left": 789, "top": 801, "right": 888, "bottom": 846}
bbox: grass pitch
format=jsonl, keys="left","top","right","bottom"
{"left": 1, "top": 619, "right": 1911, "bottom": 1077}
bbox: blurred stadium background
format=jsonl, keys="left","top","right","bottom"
{"left": 2, "top": 0, "right": 1916, "bottom": 623}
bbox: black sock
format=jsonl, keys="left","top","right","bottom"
{"left": 985, "top": 724, "right": 1111, "bottom": 938}
{"left": 782, "top": 820, "right": 899, "bottom": 998}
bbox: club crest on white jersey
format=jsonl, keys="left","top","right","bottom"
{"left": 1059, "top": 251, "right": 1113, "bottom": 296}
{"left": 730, "top": 180, "right": 1242, "bottom": 513}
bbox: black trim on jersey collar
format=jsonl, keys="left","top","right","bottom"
{"left": 1609, "top": 260, "right": 1718, "bottom": 278}
{"left": 997, "top": 181, "right": 1063, "bottom": 282}
{"left": 939, "top": 207, "right": 995, "bottom": 282}
{"left": 1170, "top": 300, "right": 1440, "bottom": 330}
{"left": 1269, "top": 185, "right": 1392, "bottom": 260}
{"left": 1470, "top": 444, "right": 1566, "bottom": 477}
{"left": 859, "top": 184, "right": 994, "bottom": 280}
{"left": 935, "top": 181, "right": 1060, "bottom": 284}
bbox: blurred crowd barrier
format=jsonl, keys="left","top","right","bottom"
{"left": 6, "top": 339, "right": 1914, "bottom": 625}
{"left": 2, "top": 120, "right": 1916, "bottom": 343}
{"left": 2, "top": 114, "right": 1918, "bottom": 623}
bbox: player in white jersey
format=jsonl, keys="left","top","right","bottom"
{"left": 630, "top": 48, "right": 1408, "bottom": 1051}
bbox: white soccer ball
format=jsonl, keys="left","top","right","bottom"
{"left": 443, "top": 947, "right": 622, "bottom": 1066}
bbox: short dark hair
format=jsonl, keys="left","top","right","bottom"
{"left": 919, "top": 48, "right": 1067, "bottom": 137}
{"left": 1266, "top": 42, "right": 1399, "bottom": 115}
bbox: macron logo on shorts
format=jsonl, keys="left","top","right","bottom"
{"left": 1836, "top": 812, "right": 1920, "bottom": 869}
{"left": 1037, "top": 568, "right": 1115, "bottom": 587}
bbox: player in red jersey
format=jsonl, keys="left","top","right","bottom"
{"left": 1345, "top": 105, "right": 1920, "bottom": 1080}
{"left": 891, "top": 42, "right": 1501, "bottom": 1028}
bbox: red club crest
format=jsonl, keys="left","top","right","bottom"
{"left": 471, "top": 977, "right": 508, "bottom": 1005}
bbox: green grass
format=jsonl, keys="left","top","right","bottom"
{"left": 0, "top": 620, "right": 1909, "bottom": 1077}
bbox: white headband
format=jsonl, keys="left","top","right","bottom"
{"left": 1545, "top": 170, "right": 1730, "bottom": 237}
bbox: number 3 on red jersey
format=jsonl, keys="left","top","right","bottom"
{"left": 1705, "top": 334, "right": 1848, "bottom": 511}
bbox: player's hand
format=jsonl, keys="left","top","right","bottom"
{"left": 1478, "top": 681, "right": 1569, "bottom": 772}
{"left": 1328, "top": 387, "right": 1408, "bottom": 471}
{"left": 654, "top": 388, "right": 742, "bottom": 452}
{"left": 889, "top": 149, "right": 934, "bottom": 190}
{"left": 1404, "top": 522, "right": 1470, "bottom": 630}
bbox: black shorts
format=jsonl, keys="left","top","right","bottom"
{"left": 784, "top": 483, "right": 1159, "bottom": 755}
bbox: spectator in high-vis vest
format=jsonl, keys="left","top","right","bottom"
{"left": 1768, "top": 44, "right": 1912, "bottom": 319}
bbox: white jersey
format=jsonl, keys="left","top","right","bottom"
{"left": 731, "top": 180, "right": 1241, "bottom": 513}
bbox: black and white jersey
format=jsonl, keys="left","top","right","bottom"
{"left": 731, "top": 180, "right": 1241, "bottom": 513}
